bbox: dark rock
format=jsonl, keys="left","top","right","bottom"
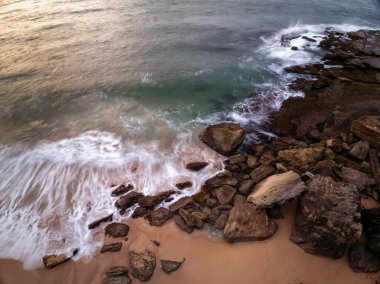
{"left": 334, "top": 155, "right": 371, "bottom": 174}
{"left": 259, "top": 154, "right": 276, "bottom": 166}
{"left": 169, "top": 197, "right": 196, "bottom": 212}
{"left": 111, "top": 184, "right": 134, "bottom": 197}
{"left": 238, "top": 180, "right": 255, "bottom": 195}
{"left": 248, "top": 171, "right": 307, "bottom": 208}
{"left": 339, "top": 167, "right": 375, "bottom": 191}
{"left": 191, "top": 192, "right": 210, "bottom": 203}
{"left": 349, "top": 141, "right": 370, "bottom": 161}
{"left": 138, "top": 196, "right": 163, "bottom": 209}
{"left": 250, "top": 165, "right": 276, "bottom": 183}
{"left": 151, "top": 240, "right": 160, "bottom": 247}
{"left": 266, "top": 206, "right": 284, "bottom": 219}
{"left": 186, "top": 162, "right": 209, "bottom": 171}
{"left": 313, "top": 160, "right": 337, "bottom": 177}
{"left": 100, "top": 242, "right": 122, "bottom": 253}
{"left": 42, "top": 249, "right": 78, "bottom": 269}
{"left": 215, "top": 214, "right": 228, "bottom": 230}
{"left": 205, "top": 175, "right": 238, "bottom": 188}
{"left": 115, "top": 192, "right": 143, "bottom": 210}
{"left": 160, "top": 259, "right": 185, "bottom": 274}
{"left": 349, "top": 244, "right": 380, "bottom": 273}
{"left": 101, "top": 276, "right": 131, "bottom": 284}
{"left": 367, "top": 233, "right": 380, "bottom": 255}
{"left": 105, "top": 266, "right": 129, "bottom": 278}
{"left": 176, "top": 181, "right": 192, "bottom": 190}
{"left": 105, "top": 223, "right": 129, "bottom": 238}
{"left": 131, "top": 207, "right": 147, "bottom": 219}
{"left": 281, "top": 33, "right": 301, "bottom": 46}
{"left": 128, "top": 250, "right": 156, "bottom": 282}
{"left": 284, "top": 64, "right": 323, "bottom": 75}
{"left": 324, "top": 148, "right": 336, "bottom": 160}
{"left": 145, "top": 208, "right": 173, "bottom": 226}
{"left": 88, "top": 214, "right": 113, "bottom": 230}
{"left": 351, "top": 116, "right": 380, "bottom": 150}
{"left": 174, "top": 214, "right": 194, "bottom": 234}
{"left": 205, "top": 197, "right": 218, "bottom": 208}
{"left": 291, "top": 175, "right": 362, "bottom": 258}
{"left": 179, "top": 208, "right": 195, "bottom": 227}
{"left": 227, "top": 153, "right": 246, "bottom": 164}
{"left": 199, "top": 122, "right": 246, "bottom": 156}
{"left": 278, "top": 147, "right": 324, "bottom": 171}
{"left": 233, "top": 194, "right": 246, "bottom": 205}
{"left": 369, "top": 149, "right": 380, "bottom": 185}
{"left": 191, "top": 211, "right": 207, "bottom": 221}
{"left": 215, "top": 185, "right": 236, "bottom": 205}
{"left": 302, "top": 35, "right": 317, "bottom": 42}
{"left": 224, "top": 203, "right": 278, "bottom": 242}
{"left": 291, "top": 46, "right": 298, "bottom": 51}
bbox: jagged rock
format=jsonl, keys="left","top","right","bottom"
{"left": 42, "top": 249, "right": 78, "bottom": 269}
{"left": 302, "top": 35, "right": 317, "bottom": 42}
{"left": 215, "top": 185, "right": 236, "bottom": 205}
{"left": 349, "top": 141, "right": 370, "bottom": 161}
{"left": 250, "top": 165, "right": 276, "bottom": 183}
{"left": 313, "top": 160, "right": 337, "bottom": 177}
{"left": 151, "top": 240, "right": 160, "bottom": 247}
{"left": 173, "top": 214, "right": 194, "bottom": 234}
{"left": 205, "top": 175, "right": 238, "bottom": 188}
{"left": 88, "top": 214, "right": 113, "bottom": 229}
{"left": 176, "top": 181, "right": 192, "bottom": 190}
{"left": 105, "top": 266, "right": 129, "bottom": 278}
{"left": 115, "top": 192, "right": 143, "bottom": 210}
{"left": 128, "top": 250, "right": 156, "bottom": 282}
{"left": 291, "top": 175, "right": 362, "bottom": 258}
{"left": 160, "top": 259, "right": 185, "bottom": 274}
{"left": 132, "top": 207, "right": 147, "bottom": 219}
{"left": 101, "top": 276, "right": 131, "bottom": 284}
{"left": 145, "top": 208, "right": 173, "bottom": 226}
{"left": 281, "top": 33, "right": 301, "bottom": 46}
{"left": 111, "top": 184, "right": 134, "bottom": 197}
{"left": 169, "top": 197, "right": 196, "bottom": 212}
{"left": 233, "top": 194, "right": 246, "bottom": 205}
{"left": 339, "top": 167, "right": 375, "bottom": 191}
{"left": 215, "top": 214, "right": 228, "bottom": 230}
{"left": 275, "top": 163, "right": 288, "bottom": 173}
{"left": 224, "top": 203, "right": 277, "bottom": 242}
{"left": 205, "top": 197, "right": 218, "bottom": 208}
{"left": 325, "top": 139, "right": 348, "bottom": 152}
{"left": 105, "top": 223, "right": 129, "bottom": 238}
{"left": 199, "top": 123, "right": 246, "bottom": 156}
{"left": 238, "top": 180, "right": 255, "bottom": 195}
{"left": 349, "top": 244, "right": 380, "bottom": 273}
{"left": 278, "top": 147, "right": 325, "bottom": 171}
{"left": 186, "top": 162, "right": 209, "bottom": 171}
{"left": 248, "top": 171, "right": 307, "bottom": 208}
{"left": 351, "top": 116, "right": 380, "bottom": 150}
{"left": 227, "top": 153, "right": 246, "bottom": 164}
{"left": 369, "top": 149, "right": 380, "bottom": 185}
{"left": 259, "top": 154, "right": 276, "bottom": 166}
{"left": 179, "top": 208, "right": 195, "bottom": 227}
{"left": 335, "top": 155, "right": 371, "bottom": 174}
{"left": 100, "top": 242, "right": 122, "bottom": 253}
{"left": 247, "top": 155, "right": 259, "bottom": 168}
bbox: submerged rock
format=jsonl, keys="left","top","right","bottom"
{"left": 100, "top": 242, "right": 122, "bottom": 254}
{"left": 111, "top": 184, "right": 134, "bottom": 197}
{"left": 248, "top": 171, "right": 307, "bottom": 208}
{"left": 199, "top": 122, "right": 246, "bottom": 156}
{"left": 105, "top": 266, "right": 129, "bottom": 278}
{"left": 128, "top": 250, "right": 156, "bottom": 282}
{"left": 186, "top": 161, "right": 209, "bottom": 171}
{"left": 351, "top": 116, "right": 380, "bottom": 150}
{"left": 88, "top": 214, "right": 113, "bottom": 229}
{"left": 105, "top": 223, "right": 129, "bottom": 238}
{"left": 224, "top": 203, "right": 277, "bottom": 242}
{"left": 160, "top": 259, "right": 185, "bottom": 274}
{"left": 101, "top": 276, "right": 131, "bottom": 284}
{"left": 291, "top": 175, "right": 362, "bottom": 258}
{"left": 349, "top": 244, "right": 380, "bottom": 273}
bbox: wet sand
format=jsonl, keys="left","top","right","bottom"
{"left": 0, "top": 202, "right": 378, "bottom": 284}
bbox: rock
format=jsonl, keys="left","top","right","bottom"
{"left": 199, "top": 122, "right": 246, "bottom": 156}
{"left": 278, "top": 147, "right": 324, "bottom": 171}
{"left": 302, "top": 35, "right": 317, "bottom": 42}
{"left": 101, "top": 276, "right": 132, "bottom": 284}
{"left": 290, "top": 175, "right": 362, "bottom": 258}
{"left": 128, "top": 250, "right": 156, "bottom": 282}
{"left": 205, "top": 197, "right": 218, "bottom": 208}
{"left": 250, "top": 165, "right": 276, "bottom": 183}
{"left": 151, "top": 240, "right": 160, "bottom": 247}
{"left": 191, "top": 192, "right": 209, "bottom": 203}
{"left": 215, "top": 214, "right": 228, "bottom": 230}
{"left": 105, "top": 223, "right": 129, "bottom": 238}
{"left": 281, "top": 33, "right": 301, "bottom": 46}
{"left": 259, "top": 154, "right": 276, "bottom": 166}
{"left": 179, "top": 208, "right": 195, "bottom": 227}
{"left": 169, "top": 197, "right": 196, "bottom": 212}
{"left": 205, "top": 175, "right": 238, "bottom": 188}
{"left": 247, "top": 155, "right": 259, "bottom": 168}
{"left": 145, "top": 208, "right": 173, "bottom": 226}
{"left": 367, "top": 233, "right": 380, "bottom": 255}
{"left": 88, "top": 214, "right": 113, "bottom": 229}
{"left": 215, "top": 185, "right": 236, "bottom": 205}
{"left": 325, "top": 139, "right": 347, "bottom": 152}
{"left": 339, "top": 167, "right": 375, "bottom": 191}
{"left": 349, "top": 244, "right": 380, "bottom": 273}
{"left": 248, "top": 171, "right": 307, "bottom": 208}
{"left": 176, "top": 181, "right": 192, "bottom": 190}
{"left": 173, "top": 214, "right": 194, "bottom": 234}
{"left": 266, "top": 206, "right": 284, "bottom": 219}
{"left": 238, "top": 180, "right": 255, "bottom": 195}
{"left": 115, "top": 192, "right": 143, "bottom": 210}
{"left": 191, "top": 211, "right": 207, "bottom": 221}
{"left": 100, "top": 242, "right": 122, "bottom": 254}
{"left": 111, "top": 184, "right": 134, "bottom": 197}
{"left": 284, "top": 64, "right": 323, "bottom": 75}
{"left": 313, "top": 160, "right": 337, "bottom": 177}
{"left": 201, "top": 206, "right": 212, "bottom": 216}
{"left": 324, "top": 148, "right": 336, "bottom": 160}
{"left": 369, "top": 149, "right": 380, "bottom": 185}
{"left": 105, "top": 266, "right": 129, "bottom": 278}
{"left": 42, "top": 250, "right": 76, "bottom": 269}
{"left": 186, "top": 162, "right": 209, "bottom": 171}
{"left": 224, "top": 203, "right": 278, "bottom": 242}
{"left": 138, "top": 196, "right": 163, "bottom": 209}
{"left": 351, "top": 116, "right": 380, "bottom": 150}
{"left": 291, "top": 46, "right": 298, "bottom": 50}
{"left": 233, "top": 194, "right": 246, "bottom": 205}
{"left": 334, "top": 155, "right": 371, "bottom": 174}
{"left": 349, "top": 141, "right": 370, "bottom": 161}
{"left": 275, "top": 163, "right": 288, "bottom": 173}
{"left": 227, "top": 153, "right": 246, "bottom": 164}
{"left": 131, "top": 207, "right": 147, "bottom": 219}
{"left": 160, "top": 259, "right": 185, "bottom": 274}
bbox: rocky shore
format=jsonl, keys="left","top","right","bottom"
{"left": 41, "top": 29, "right": 380, "bottom": 283}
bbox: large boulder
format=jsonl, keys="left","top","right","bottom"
{"left": 128, "top": 250, "right": 156, "bottom": 282}
{"left": 278, "top": 147, "right": 324, "bottom": 171}
{"left": 351, "top": 116, "right": 380, "bottom": 150}
{"left": 349, "top": 244, "right": 380, "bottom": 273}
{"left": 248, "top": 171, "right": 307, "bottom": 208}
{"left": 291, "top": 175, "right": 362, "bottom": 258}
{"left": 224, "top": 203, "right": 277, "bottom": 242}
{"left": 199, "top": 123, "right": 246, "bottom": 156}
{"left": 339, "top": 167, "right": 375, "bottom": 191}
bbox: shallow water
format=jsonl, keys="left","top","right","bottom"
{"left": 0, "top": 0, "right": 379, "bottom": 270}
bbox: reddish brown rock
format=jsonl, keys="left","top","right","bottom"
{"left": 173, "top": 214, "right": 194, "bottom": 234}
{"left": 160, "top": 259, "right": 185, "bottom": 274}
{"left": 349, "top": 141, "right": 370, "bottom": 161}
{"left": 186, "top": 162, "right": 209, "bottom": 171}
{"left": 111, "top": 184, "right": 134, "bottom": 197}
{"left": 278, "top": 147, "right": 324, "bottom": 171}
{"left": 105, "top": 223, "right": 129, "bottom": 238}
{"left": 128, "top": 250, "right": 156, "bottom": 282}
{"left": 215, "top": 185, "right": 237, "bottom": 205}
{"left": 42, "top": 249, "right": 78, "bottom": 269}
{"left": 100, "top": 242, "right": 122, "bottom": 254}
{"left": 250, "top": 165, "right": 276, "bottom": 183}
{"left": 145, "top": 208, "right": 173, "bottom": 226}
{"left": 351, "top": 116, "right": 380, "bottom": 150}
{"left": 175, "top": 181, "right": 193, "bottom": 190}
{"left": 349, "top": 244, "right": 380, "bottom": 273}
{"left": 88, "top": 214, "right": 113, "bottom": 229}
{"left": 115, "top": 191, "right": 143, "bottom": 210}
{"left": 169, "top": 197, "right": 196, "bottom": 212}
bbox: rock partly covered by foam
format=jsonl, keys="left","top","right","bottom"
{"left": 248, "top": 171, "right": 307, "bottom": 208}
{"left": 42, "top": 248, "right": 79, "bottom": 269}
{"left": 128, "top": 250, "right": 156, "bottom": 282}
{"left": 291, "top": 175, "right": 362, "bottom": 258}
{"left": 351, "top": 116, "right": 380, "bottom": 151}
{"left": 199, "top": 122, "right": 245, "bottom": 156}
{"left": 224, "top": 203, "right": 277, "bottom": 242}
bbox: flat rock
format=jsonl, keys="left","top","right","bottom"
{"left": 169, "top": 197, "right": 196, "bottom": 212}
{"left": 199, "top": 122, "right": 246, "bottom": 156}
{"left": 101, "top": 276, "right": 131, "bottom": 284}
{"left": 238, "top": 180, "right": 255, "bottom": 195}
{"left": 176, "top": 181, "right": 192, "bottom": 190}
{"left": 248, "top": 171, "right": 307, "bottom": 208}
{"left": 278, "top": 147, "right": 325, "bottom": 171}
{"left": 247, "top": 155, "right": 259, "bottom": 168}
{"left": 115, "top": 191, "right": 143, "bottom": 210}
{"left": 105, "top": 266, "right": 129, "bottom": 278}
{"left": 105, "top": 223, "right": 129, "bottom": 238}
{"left": 128, "top": 250, "right": 156, "bottom": 282}
{"left": 215, "top": 185, "right": 236, "bottom": 205}
{"left": 88, "top": 214, "right": 113, "bottom": 229}
{"left": 349, "top": 141, "right": 370, "bottom": 161}
{"left": 173, "top": 214, "right": 194, "bottom": 234}
{"left": 145, "top": 208, "right": 173, "bottom": 226}
{"left": 215, "top": 214, "right": 228, "bottom": 230}
{"left": 224, "top": 203, "right": 277, "bottom": 242}
{"left": 351, "top": 116, "right": 380, "bottom": 150}
{"left": 227, "top": 153, "right": 246, "bottom": 164}
{"left": 290, "top": 175, "right": 362, "bottom": 258}
{"left": 137, "top": 191, "right": 174, "bottom": 209}
{"left": 349, "top": 244, "right": 380, "bottom": 273}
{"left": 131, "top": 207, "right": 147, "bottom": 219}
{"left": 233, "top": 194, "right": 246, "bottom": 205}
{"left": 42, "top": 249, "right": 78, "bottom": 269}
{"left": 111, "top": 184, "right": 134, "bottom": 197}
{"left": 205, "top": 175, "right": 238, "bottom": 188}
{"left": 186, "top": 161, "right": 209, "bottom": 171}
{"left": 250, "top": 165, "right": 276, "bottom": 183}
{"left": 340, "top": 167, "right": 375, "bottom": 191}
{"left": 100, "top": 242, "right": 122, "bottom": 254}
{"left": 160, "top": 259, "right": 185, "bottom": 274}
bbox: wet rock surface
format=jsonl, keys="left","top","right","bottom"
{"left": 128, "top": 250, "right": 156, "bottom": 282}
{"left": 100, "top": 242, "right": 122, "bottom": 253}
{"left": 145, "top": 208, "right": 173, "bottom": 226}
{"left": 186, "top": 161, "right": 209, "bottom": 171}
{"left": 160, "top": 259, "right": 185, "bottom": 274}
{"left": 42, "top": 249, "right": 78, "bottom": 269}
{"left": 88, "top": 214, "right": 113, "bottom": 229}
{"left": 105, "top": 223, "right": 129, "bottom": 238}
{"left": 111, "top": 184, "right": 134, "bottom": 197}
{"left": 349, "top": 244, "right": 380, "bottom": 273}
{"left": 351, "top": 116, "right": 380, "bottom": 150}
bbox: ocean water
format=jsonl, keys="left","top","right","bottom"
{"left": 0, "top": 0, "right": 379, "bottom": 269}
